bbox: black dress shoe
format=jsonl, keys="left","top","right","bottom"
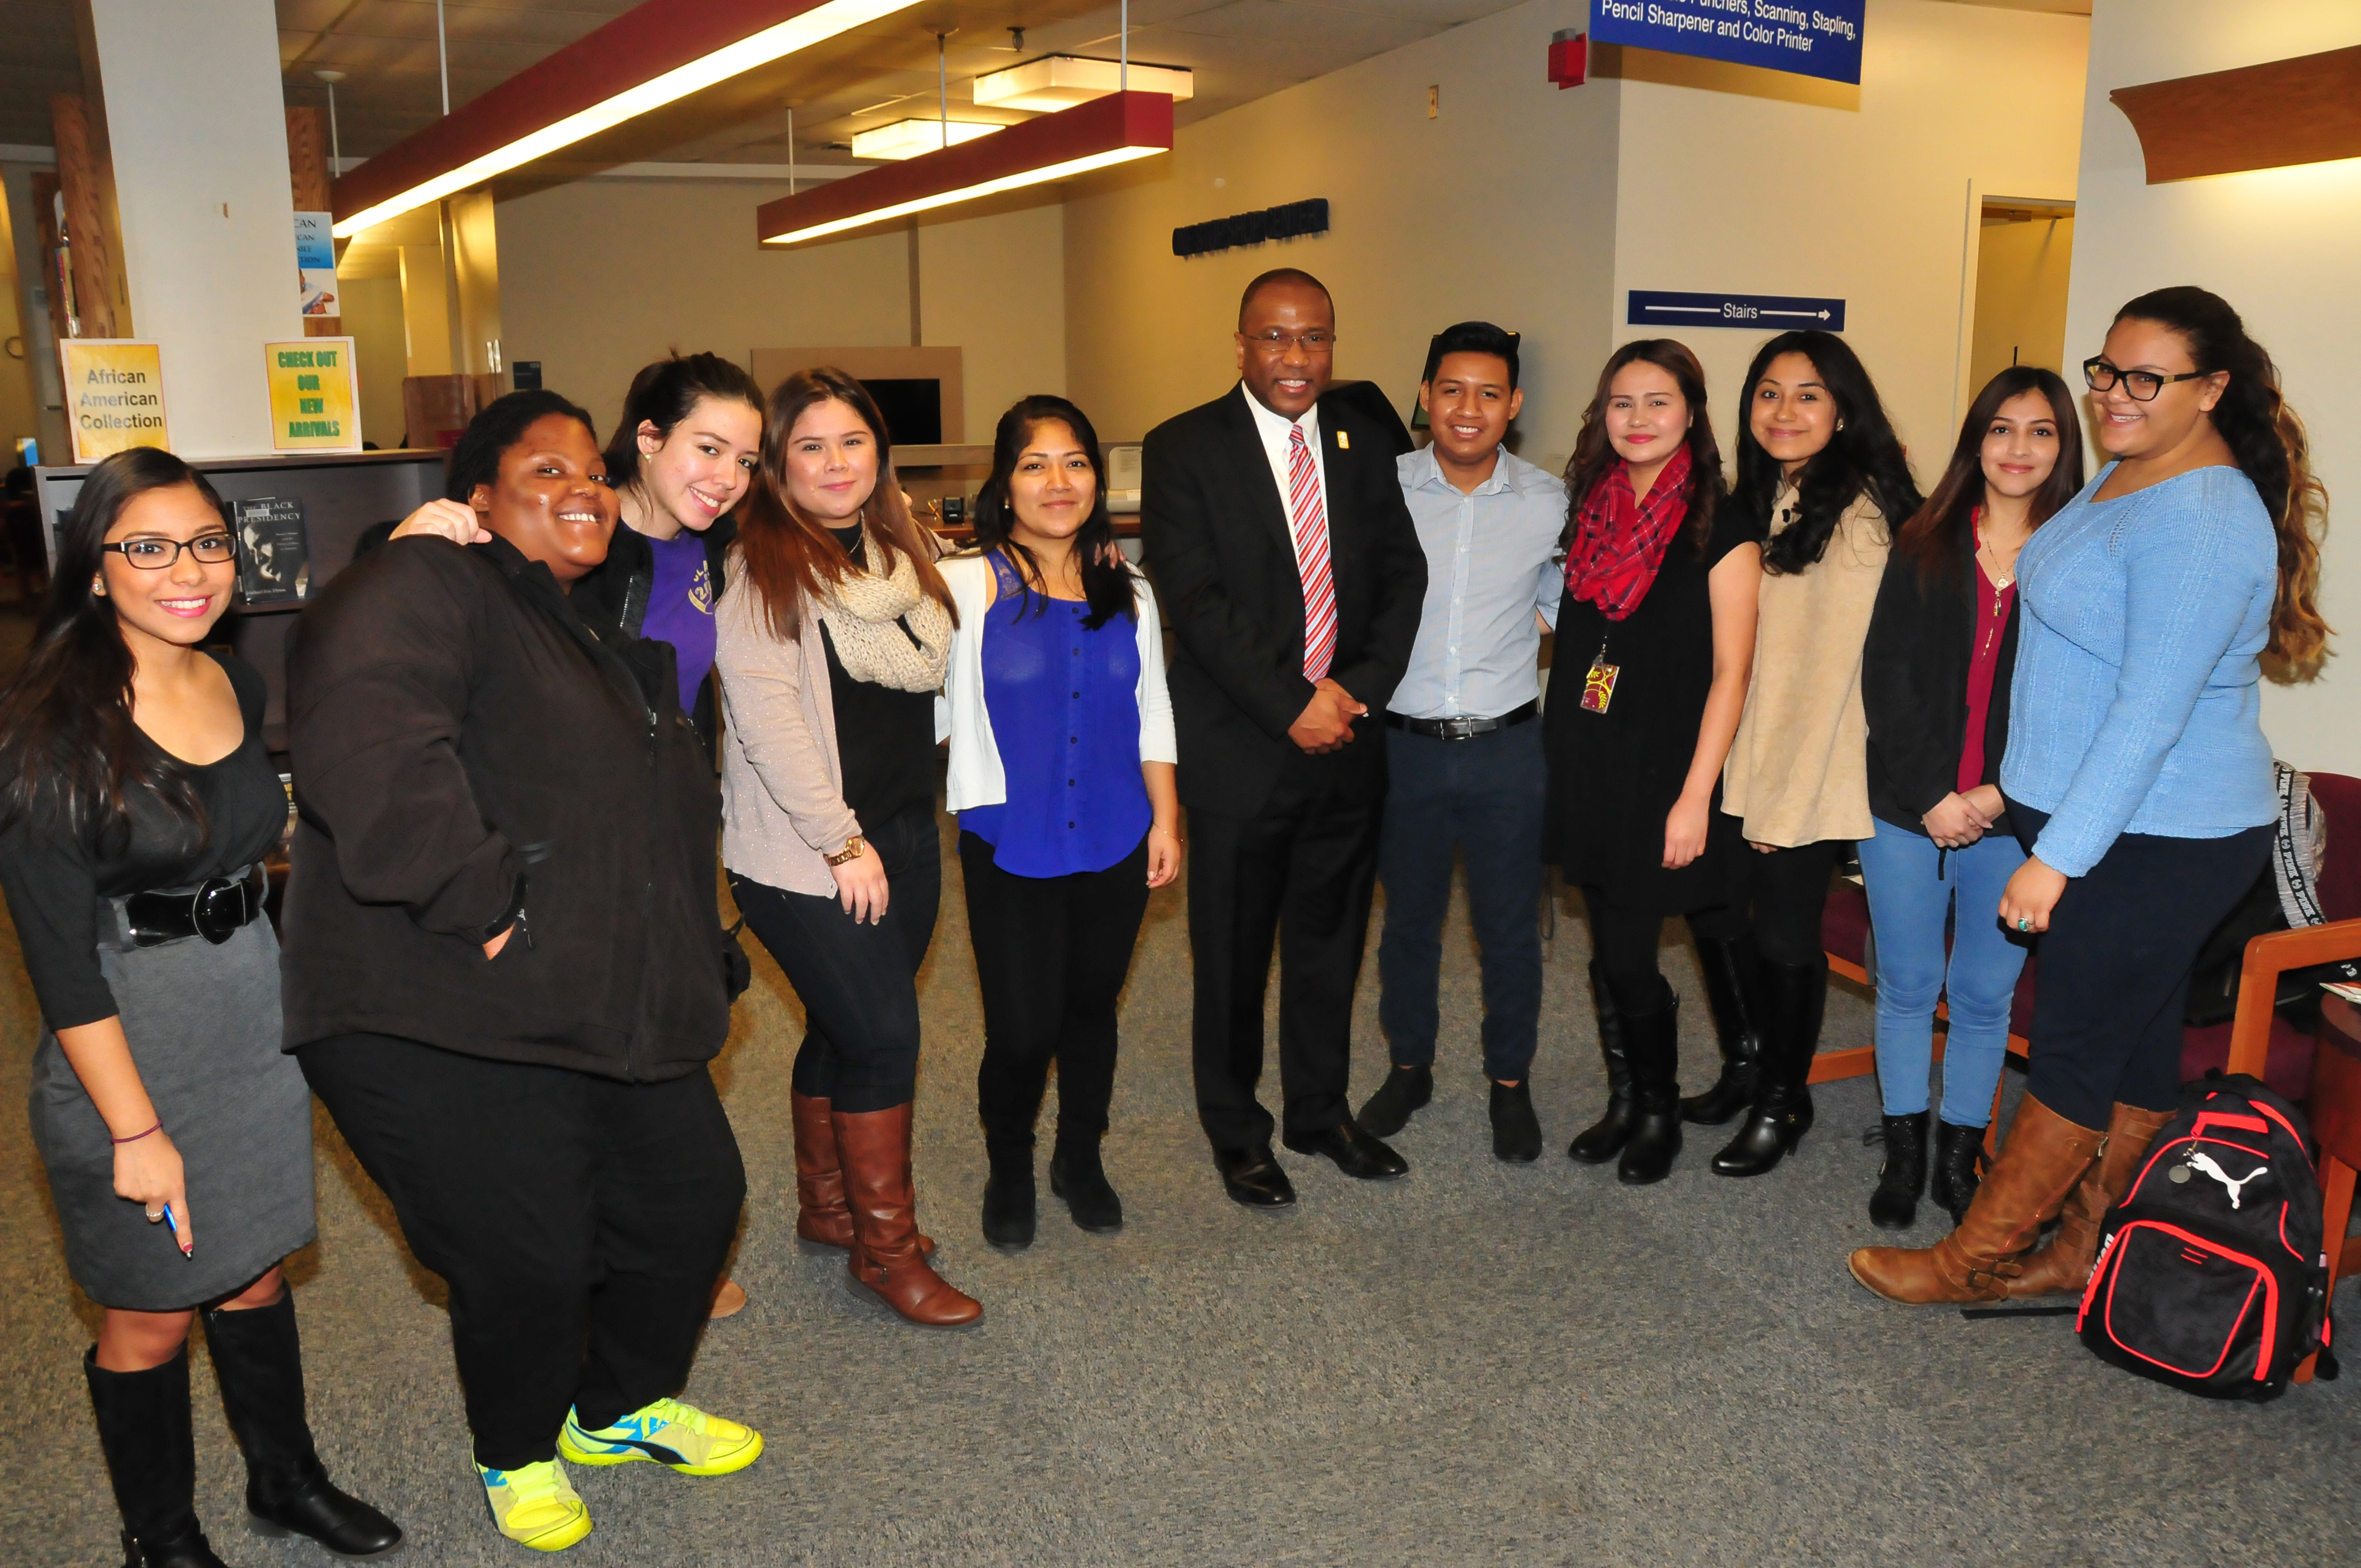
{"left": 1215, "top": 1145, "right": 1297, "bottom": 1208}
{"left": 1282, "top": 1119, "right": 1410, "bottom": 1180}
{"left": 1049, "top": 1146, "right": 1124, "bottom": 1233}
{"left": 1357, "top": 1064, "right": 1433, "bottom": 1138}
{"left": 1489, "top": 1081, "right": 1542, "bottom": 1164}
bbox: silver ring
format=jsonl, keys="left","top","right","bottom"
{"left": 2016, "top": 917, "right": 2032, "bottom": 932}
{"left": 144, "top": 1208, "right": 163, "bottom": 1221}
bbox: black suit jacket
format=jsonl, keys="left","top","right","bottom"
{"left": 1142, "top": 383, "right": 1428, "bottom": 815}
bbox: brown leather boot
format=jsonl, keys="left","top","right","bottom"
{"left": 795, "top": 1093, "right": 932, "bottom": 1255}
{"left": 1848, "top": 1094, "right": 2107, "bottom": 1304}
{"left": 834, "top": 1104, "right": 982, "bottom": 1329}
{"left": 2005, "top": 1101, "right": 2176, "bottom": 1298}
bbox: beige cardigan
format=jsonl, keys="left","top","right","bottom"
{"left": 713, "top": 573, "right": 867, "bottom": 896}
{"left": 1721, "top": 487, "right": 1891, "bottom": 847}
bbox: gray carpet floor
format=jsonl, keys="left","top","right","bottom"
{"left": 4, "top": 806, "right": 2356, "bottom": 1566}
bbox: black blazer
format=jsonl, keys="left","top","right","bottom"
{"left": 1142, "top": 383, "right": 1428, "bottom": 815}
{"left": 1862, "top": 525, "right": 2020, "bottom": 837}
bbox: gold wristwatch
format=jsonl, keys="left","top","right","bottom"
{"left": 825, "top": 835, "right": 869, "bottom": 867}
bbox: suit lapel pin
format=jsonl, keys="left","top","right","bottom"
{"left": 1336, "top": 429, "right": 1350, "bottom": 450}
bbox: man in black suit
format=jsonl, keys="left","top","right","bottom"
{"left": 1142, "top": 269, "right": 1429, "bottom": 1207}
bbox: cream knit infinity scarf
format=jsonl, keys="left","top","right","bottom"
{"left": 817, "top": 527, "right": 952, "bottom": 692}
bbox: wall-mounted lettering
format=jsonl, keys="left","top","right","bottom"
{"left": 1172, "top": 198, "right": 1330, "bottom": 259}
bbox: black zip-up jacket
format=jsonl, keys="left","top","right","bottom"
{"left": 1862, "top": 524, "right": 2021, "bottom": 838}
{"left": 570, "top": 515, "right": 735, "bottom": 763}
{"left": 281, "top": 533, "right": 733, "bottom": 1081}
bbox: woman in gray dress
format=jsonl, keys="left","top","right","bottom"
{"left": 0, "top": 449, "right": 399, "bottom": 1568}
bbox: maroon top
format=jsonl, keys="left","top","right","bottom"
{"left": 1957, "top": 557, "right": 2016, "bottom": 795}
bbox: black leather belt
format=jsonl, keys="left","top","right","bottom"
{"left": 122, "top": 865, "right": 266, "bottom": 948}
{"left": 1384, "top": 701, "right": 1538, "bottom": 741}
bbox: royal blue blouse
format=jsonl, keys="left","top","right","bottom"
{"left": 960, "top": 552, "right": 1151, "bottom": 877}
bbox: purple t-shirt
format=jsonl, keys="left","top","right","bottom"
{"left": 640, "top": 529, "right": 717, "bottom": 712}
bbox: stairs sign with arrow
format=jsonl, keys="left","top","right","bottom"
{"left": 1628, "top": 290, "right": 1847, "bottom": 332}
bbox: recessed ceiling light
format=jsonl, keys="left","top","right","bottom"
{"left": 972, "top": 55, "right": 1194, "bottom": 113}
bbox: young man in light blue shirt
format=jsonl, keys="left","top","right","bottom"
{"left": 1358, "top": 322, "right": 1566, "bottom": 1162}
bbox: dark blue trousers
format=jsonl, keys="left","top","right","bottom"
{"left": 1375, "top": 721, "right": 1547, "bottom": 1082}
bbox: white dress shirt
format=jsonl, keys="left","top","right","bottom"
{"left": 1242, "top": 386, "right": 1327, "bottom": 581}
{"left": 1389, "top": 444, "right": 1567, "bottom": 720}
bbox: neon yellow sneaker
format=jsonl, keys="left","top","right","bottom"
{"left": 477, "top": 1458, "right": 592, "bottom": 1552}
{"left": 557, "top": 1397, "right": 764, "bottom": 1477}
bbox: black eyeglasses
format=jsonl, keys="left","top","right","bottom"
{"left": 2083, "top": 357, "right": 2208, "bottom": 402}
{"left": 102, "top": 534, "right": 237, "bottom": 569}
{"left": 1242, "top": 329, "right": 1336, "bottom": 354}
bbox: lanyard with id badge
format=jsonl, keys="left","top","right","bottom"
{"left": 1580, "top": 631, "right": 1620, "bottom": 714}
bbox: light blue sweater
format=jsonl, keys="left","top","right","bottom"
{"left": 2000, "top": 462, "right": 2277, "bottom": 878}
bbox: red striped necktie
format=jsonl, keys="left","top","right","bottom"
{"left": 1287, "top": 422, "right": 1337, "bottom": 680}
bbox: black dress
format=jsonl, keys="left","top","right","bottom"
{"left": 1, "top": 653, "right": 314, "bottom": 1309}
{"left": 1543, "top": 505, "right": 1762, "bottom": 916}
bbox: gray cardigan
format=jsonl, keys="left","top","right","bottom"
{"left": 713, "top": 570, "right": 865, "bottom": 896}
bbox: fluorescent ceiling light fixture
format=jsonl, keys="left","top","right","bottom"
{"left": 972, "top": 55, "right": 1194, "bottom": 113}
{"left": 333, "top": 0, "right": 926, "bottom": 238}
{"left": 850, "top": 118, "right": 1004, "bottom": 161}
{"left": 759, "top": 91, "right": 1173, "bottom": 247}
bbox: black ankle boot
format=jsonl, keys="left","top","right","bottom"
{"left": 200, "top": 1293, "right": 402, "bottom": 1559}
{"left": 1488, "top": 1080, "right": 1542, "bottom": 1164}
{"left": 84, "top": 1345, "right": 229, "bottom": 1568}
{"left": 1711, "top": 955, "right": 1825, "bottom": 1178}
{"left": 1356, "top": 1064, "right": 1433, "bottom": 1139}
{"left": 1865, "top": 1111, "right": 1929, "bottom": 1229}
{"left": 1567, "top": 961, "right": 1634, "bottom": 1163}
{"left": 1681, "top": 933, "right": 1764, "bottom": 1126}
{"left": 981, "top": 1140, "right": 1037, "bottom": 1249}
{"left": 1617, "top": 993, "right": 1684, "bottom": 1185}
{"left": 1930, "top": 1118, "right": 1987, "bottom": 1225}
{"left": 1049, "top": 1139, "right": 1124, "bottom": 1233}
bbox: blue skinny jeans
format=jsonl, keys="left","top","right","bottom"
{"left": 1856, "top": 816, "right": 2030, "bottom": 1126}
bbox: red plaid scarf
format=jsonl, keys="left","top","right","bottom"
{"left": 1564, "top": 444, "right": 1693, "bottom": 622}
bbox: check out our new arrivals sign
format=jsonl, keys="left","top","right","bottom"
{"left": 1592, "top": 0, "right": 1865, "bottom": 85}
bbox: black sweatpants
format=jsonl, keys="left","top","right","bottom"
{"left": 298, "top": 1034, "right": 745, "bottom": 1471}
{"left": 727, "top": 804, "right": 942, "bottom": 1114}
{"left": 1581, "top": 884, "right": 1748, "bottom": 1015}
{"left": 1187, "top": 770, "right": 1383, "bottom": 1150}
{"left": 960, "top": 831, "right": 1151, "bottom": 1153}
{"left": 2011, "top": 804, "right": 2272, "bottom": 1130}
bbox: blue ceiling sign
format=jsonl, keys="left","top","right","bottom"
{"left": 1592, "top": 1, "right": 1866, "bottom": 86}
{"left": 1628, "top": 290, "right": 1847, "bottom": 331}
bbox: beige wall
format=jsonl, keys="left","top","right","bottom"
{"left": 2063, "top": 0, "right": 2361, "bottom": 774}
{"left": 338, "top": 273, "right": 406, "bottom": 448}
{"left": 1611, "top": 0, "right": 2089, "bottom": 462}
{"left": 497, "top": 177, "right": 1064, "bottom": 445}
{"left": 1968, "top": 211, "right": 2074, "bottom": 393}
{"left": 1062, "top": 0, "right": 1618, "bottom": 466}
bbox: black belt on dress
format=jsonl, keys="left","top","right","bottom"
{"left": 1383, "top": 701, "right": 1538, "bottom": 741}
{"left": 121, "top": 865, "right": 266, "bottom": 948}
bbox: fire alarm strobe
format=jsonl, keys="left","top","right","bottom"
{"left": 1549, "top": 29, "right": 1588, "bottom": 89}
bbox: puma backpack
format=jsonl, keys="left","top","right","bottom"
{"left": 2076, "top": 1075, "right": 2335, "bottom": 1400}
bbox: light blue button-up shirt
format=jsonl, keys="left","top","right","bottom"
{"left": 1389, "top": 444, "right": 1567, "bottom": 720}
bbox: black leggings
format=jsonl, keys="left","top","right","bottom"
{"left": 728, "top": 805, "right": 942, "bottom": 1114}
{"left": 1582, "top": 884, "right": 1746, "bottom": 1015}
{"left": 2012, "top": 805, "right": 2272, "bottom": 1129}
{"left": 1738, "top": 839, "right": 1846, "bottom": 968}
{"left": 960, "top": 832, "right": 1151, "bottom": 1152}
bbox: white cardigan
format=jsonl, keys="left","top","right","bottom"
{"left": 937, "top": 551, "right": 1177, "bottom": 814}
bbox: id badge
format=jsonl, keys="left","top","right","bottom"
{"left": 1580, "top": 656, "right": 1620, "bottom": 714}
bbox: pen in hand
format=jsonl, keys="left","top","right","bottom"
{"left": 160, "top": 1202, "right": 192, "bottom": 1258}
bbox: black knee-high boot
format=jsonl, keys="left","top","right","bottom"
{"left": 1710, "top": 954, "right": 1825, "bottom": 1178}
{"left": 84, "top": 1344, "right": 226, "bottom": 1568}
{"left": 1565, "top": 960, "right": 1633, "bottom": 1163}
{"left": 200, "top": 1293, "right": 402, "bottom": 1559}
{"left": 1680, "top": 933, "right": 1764, "bottom": 1126}
{"left": 1617, "top": 989, "right": 1684, "bottom": 1185}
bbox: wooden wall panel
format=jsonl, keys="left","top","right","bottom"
{"left": 2111, "top": 45, "right": 2361, "bottom": 184}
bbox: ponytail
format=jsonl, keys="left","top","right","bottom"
{"left": 2114, "top": 287, "right": 2330, "bottom": 676}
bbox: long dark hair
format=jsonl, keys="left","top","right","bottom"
{"left": 969, "top": 395, "right": 1135, "bottom": 630}
{"left": 736, "top": 366, "right": 953, "bottom": 643}
{"left": 0, "top": 448, "right": 222, "bottom": 851}
{"left": 1891, "top": 366, "right": 2083, "bottom": 585}
{"left": 1561, "top": 337, "right": 1726, "bottom": 554}
{"left": 446, "top": 388, "right": 600, "bottom": 502}
{"left": 1733, "top": 330, "right": 1922, "bottom": 575}
{"left": 2113, "top": 286, "right": 2330, "bottom": 674}
{"left": 602, "top": 351, "right": 766, "bottom": 496}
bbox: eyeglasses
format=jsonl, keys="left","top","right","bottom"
{"left": 2083, "top": 357, "right": 2208, "bottom": 402}
{"left": 102, "top": 534, "right": 237, "bottom": 569}
{"left": 1242, "top": 329, "right": 1337, "bottom": 355}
